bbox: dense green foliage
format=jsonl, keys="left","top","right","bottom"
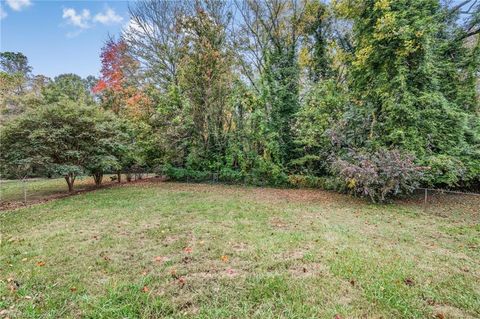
{"left": 1, "top": 0, "right": 479, "bottom": 200}
{"left": 334, "top": 0, "right": 480, "bottom": 189}
{"left": 0, "top": 101, "right": 129, "bottom": 191}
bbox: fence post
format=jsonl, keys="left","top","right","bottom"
{"left": 23, "top": 177, "right": 27, "bottom": 204}
{"left": 423, "top": 188, "right": 428, "bottom": 212}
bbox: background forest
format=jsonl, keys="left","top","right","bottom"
{"left": 1, "top": 0, "right": 479, "bottom": 202}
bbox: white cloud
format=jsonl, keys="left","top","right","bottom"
{"left": 123, "top": 19, "right": 145, "bottom": 34}
{"left": 62, "top": 6, "right": 124, "bottom": 38}
{"left": 0, "top": 7, "right": 7, "bottom": 20}
{"left": 62, "top": 8, "right": 91, "bottom": 29}
{"left": 94, "top": 7, "right": 123, "bottom": 25}
{"left": 122, "top": 18, "right": 155, "bottom": 39}
{"left": 6, "top": 0, "right": 31, "bottom": 11}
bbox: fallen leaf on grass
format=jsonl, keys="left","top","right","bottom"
{"left": 334, "top": 315, "right": 343, "bottom": 319}
{"left": 221, "top": 255, "right": 229, "bottom": 263}
{"left": 403, "top": 278, "right": 415, "bottom": 286}
{"left": 70, "top": 287, "right": 77, "bottom": 292}
{"left": 36, "top": 261, "right": 45, "bottom": 267}
{"left": 178, "top": 277, "right": 186, "bottom": 287}
{"left": 435, "top": 313, "right": 445, "bottom": 319}
{"left": 142, "top": 286, "right": 149, "bottom": 292}
{"left": 154, "top": 256, "right": 163, "bottom": 262}
{"left": 7, "top": 277, "right": 20, "bottom": 292}
{"left": 183, "top": 247, "right": 193, "bottom": 254}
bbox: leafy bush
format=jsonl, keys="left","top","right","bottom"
{"left": 163, "top": 160, "right": 288, "bottom": 187}
{"left": 163, "top": 165, "right": 187, "bottom": 181}
{"left": 288, "top": 175, "right": 324, "bottom": 188}
{"left": 188, "top": 170, "right": 211, "bottom": 182}
{"left": 163, "top": 165, "right": 212, "bottom": 182}
{"left": 219, "top": 168, "right": 244, "bottom": 183}
{"left": 332, "top": 149, "right": 422, "bottom": 203}
{"left": 422, "top": 155, "right": 466, "bottom": 187}
{"left": 246, "top": 159, "right": 288, "bottom": 186}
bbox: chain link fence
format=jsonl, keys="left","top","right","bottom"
{"left": 0, "top": 173, "right": 153, "bottom": 206}
{"left": 2, "top": 170, "right": 479, "bottom": 212}
{"left": 414, "top": 187, "right": 480, "bottom": 212}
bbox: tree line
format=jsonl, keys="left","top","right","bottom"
{"left": 1, "top": 0, "right": 479, "bottom": 202}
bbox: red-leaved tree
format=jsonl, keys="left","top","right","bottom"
{"left": 94, "top": 38, "right": 152, "bottom": 118}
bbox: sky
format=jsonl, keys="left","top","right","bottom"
{"left": 0, "top": 0, "right": 131, "bottom": 78}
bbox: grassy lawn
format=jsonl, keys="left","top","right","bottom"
{"left": 0, "top": 175, "right": 138, "bottom": 204}
{"left": 0, "top": 181, "right": 479, "bottom": 318}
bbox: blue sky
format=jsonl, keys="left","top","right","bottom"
{"left": 0, "top": 0, "right": 130, "bottom": 78}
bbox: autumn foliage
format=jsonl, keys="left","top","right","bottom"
{"left": 93, "top": 39, "right": 130, "bottom": 94}
{"left": 94, "top": 38, "right": 152, "bottom": 118}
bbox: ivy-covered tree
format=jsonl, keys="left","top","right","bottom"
{"left": 334, "top": 0, "right": 480, "bottom": 187}
{"left": 177, "top": 2, "right": 234, "bottom": 169}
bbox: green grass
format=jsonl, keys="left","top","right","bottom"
{"left": 1, "top": 182, "right": 479, "bottom": 318}
{"left": 0, "top": 175, "right": 131, "bottom": 203}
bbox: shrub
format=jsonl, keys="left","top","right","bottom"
{"left": 246, "top": 160, "right": 288, "bottom": 186}
{"left": 188, "top": 169, "right": 210, "bottom": 182}
{"left": 422, "top": 155, "right": 466, "bottom": 187}
{"left": 288, "top": 175, "right": 324, "bottom": 188}
{"left": 332, "top": 149, "right": 422, "bottom": 203}
{"left": 163, "top": 165, "right": 188, "bottom": 181}
{"left": 163, "top": 165, "right": 212, "bottom": 182}
{"left": 219, "top": 168, "right": 244, "bottom": 183}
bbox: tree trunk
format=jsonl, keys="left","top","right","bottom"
{"left": 93, "top": 172, "right": 103, "bottom": 186}
{"left": 126, "top": 173, "right": 132, "bottom": 182}
{"left": 65, "top": 173, "right": 75, "bottom": 192}
{"left": 117, "top": 171, "right": 121, "bottom": 183}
